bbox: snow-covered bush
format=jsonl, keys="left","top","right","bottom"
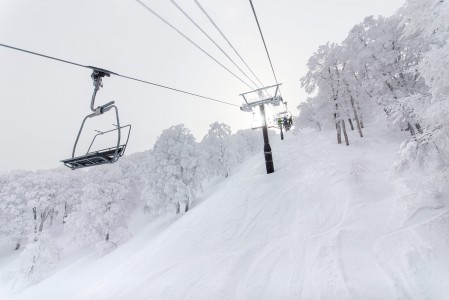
{"left": 395, "top": 124, "right": 449, "bottom": 193}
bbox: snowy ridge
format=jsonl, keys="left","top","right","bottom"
{"left": 8, "top": 123, "right": 449, "bottom": 300}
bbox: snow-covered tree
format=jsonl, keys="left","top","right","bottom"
{"left": 0, "top": 171, "right": 33, "bottom": 250}
{"left": 301, "top": 43, "right": 352, "bottom": 145}
{"left": 296, "top": 96, "right": 332, "bottom": 132}
{"left": 342, "top": 14, "right": 428, "bottom": 134}
{"left": 393, "top": 0, "right": 449, "bottom": 192}
{"left": 115, "top": 153, "right": 148, "bottom": 210}
{"left": 229, "top": 129, "right": 262, "bottom": 164}
{"left": 67, "top": 166, "right": 130, "bottom": 253}
{"left": 300, "top": 12, "right": 431, "bottom": 140}
{"left": 201, "top": 122, "right": 234, "bottom": 178}
{"left": 15, "top": 232, "right": 61, "bottom": 287}
{"left": 1, "top": 170, "right": 64, "bottom": 286}
{"left": 142, "top": 124, "right": 203, "bottom": 215}
{"left": 23, "top": 170, "right": 63, "bottom": 241}
{"left": 41, "top": 168, "right": 86, "bottom": 227}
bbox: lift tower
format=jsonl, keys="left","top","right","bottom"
{"left": 240, "top": 84, "right": 283, "bottom": 174}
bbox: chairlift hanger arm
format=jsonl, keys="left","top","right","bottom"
{"left": 90, "top": 69, "right": 113, "bottom": 112}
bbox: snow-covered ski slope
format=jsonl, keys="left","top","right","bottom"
{"left": 10, "top": 123, "right": 449, "bottom": 299}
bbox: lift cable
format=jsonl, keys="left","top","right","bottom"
{"left": 193, "top": 0, "right": 266, "bottom": 89}
{"left": 170, "top": 0, "right": 258, "bottom": 90}
{"left": 194, "top": 0, "right": 274, "bottom": 104}
{"left": 135, "top": 0, "right": 253, "bottom": 90}
{"left": 248, "top": 0, "right": 280, "bottom": 86}
{"left": 0, "top": 42, "right": 239, "bottom": 107}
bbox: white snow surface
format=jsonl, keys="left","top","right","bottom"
{"left": 5, "top": 124, "right": 449, "bottom": 299}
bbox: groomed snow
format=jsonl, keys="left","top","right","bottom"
{"left": 6, "top": 123, "right": 449, "bottom": 299}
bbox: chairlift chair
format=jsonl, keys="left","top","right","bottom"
{"left": 277, "top": 101, "right": 293, "bottom": 132}
{"left": 61, "top": 69, "right": 131, "bottom": 170}
{"left": 279, "top": 113, "right": 292, "bottom": 132}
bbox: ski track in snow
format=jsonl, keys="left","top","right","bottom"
{"left": 5, "top": 124, "right": 449, "bottom": 300}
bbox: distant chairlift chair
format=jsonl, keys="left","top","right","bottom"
{"left": 61, "top": 68, "right": 131, "bottom": 170}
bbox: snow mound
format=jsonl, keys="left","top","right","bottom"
{"left": 9, "top": 125, "right": 449, "bottom": 299}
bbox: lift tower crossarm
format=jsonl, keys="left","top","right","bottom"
{"left": 239, "top": 83, "right": 281, "bottom": 97}
{"left": 239, "top": 83, "right": 283, "bottom": 111}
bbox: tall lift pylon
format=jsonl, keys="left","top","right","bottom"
{"left": 240, "top": 83, "right": 283, "bottom": 174}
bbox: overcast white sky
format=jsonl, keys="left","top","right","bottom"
{"left": 0, "top": 0, "right": 404, "bottom": 171}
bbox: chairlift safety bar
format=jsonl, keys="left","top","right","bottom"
{"left": 87, "top": 124, "right": 132, "bottom": 154}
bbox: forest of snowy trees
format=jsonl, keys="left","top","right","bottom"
{"left": 0, "top": 124, "right": 261, "bottom": 286}
{"left": 297, "top": 0, "right": 449, "bottom": 196}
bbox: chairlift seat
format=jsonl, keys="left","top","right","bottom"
{"left": 61, "top": 145, "right": 126, "bottom": 170}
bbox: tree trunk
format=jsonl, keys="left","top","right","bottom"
{"left": 33, "top": 207, "right": 38, "bottom": 241}
{"left": 63, "top": 202, "right": 68, "bottom": 224}
{"left": 336, "top": 120, "right": 342, "bottom": 144}
{"left": 408, "top": 122, "right": 416, "bottom": 136}
{"left": 348, "top": 118, "right": 354, "bottom": 130}
{"left": 14, "top": 242, "right": 20, "bottom": 250}
{"left": 29, "top": 253, "right": 37, "bottom": 275}
{"left": 39, "top": 220, "right": 44, "bottom": 233}
{"left": 355, "top": 98, "right": 364, "bottom": 128}
{"left": 342, "top": 119, "right": 349, "bottom": 146}
{"left": 176, "top": 202, "right": 180, "bottom": 214}
{"left": 49, "top": 208, "right": 54, "bottom": 227}
{"left": 106, "top": 233, "right": 109, "bottom": 242}
{"left": 350, "top": 96, "right": 363, "bottom": 138}
{"left": 33, "top": 208, "right": 37, "bottom": 231}
{"left": 415, "top": 123, "right": 423, "bottom": 134}
{"left": 39, "top": 212, "right": 46, "bottom": 233}
{"left": 185, "top": 202, "right": 189, "bottom": 213}
{"left": 335, "top": 113, "right": 342, "bottom": 144}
